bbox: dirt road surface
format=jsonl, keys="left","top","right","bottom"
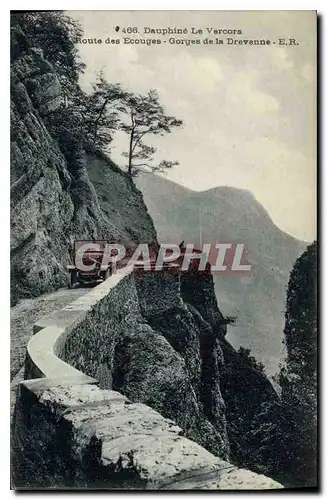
{"left": 11, "top": 287, "right": 91, "bottom": 380}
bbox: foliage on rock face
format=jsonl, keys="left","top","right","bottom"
{"left": 218, "top": 338, "right": 281, "bottom": 478}
{"left": 10, "top": 12, "right": 119, "bottom": 179}
{"left": 11, "top": 11, "right": 85, "bottom": 93}
{"left": 11, "top": 12, "right": 87, "bottom": 178}
{"left": 282, "top": 241, "right": 317, "bottom": 379}
{"left": 241, "top": 241, "right": 318, "bottom": 487}
{"left": 45, "top": 77, "right": 125, "bottom": 167}
{"left": 251, "top": 242, "right": 317, "bottom": 488}
{"left": 278, "top": 241, "right": 317, "bottom": 487}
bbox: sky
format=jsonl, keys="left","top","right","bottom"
{"left": 69, "top": 10, "right": 316, "bottom": 242}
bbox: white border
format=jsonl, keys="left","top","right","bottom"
{"left": 3, "top": 1, "right": 323, "bottom": 498}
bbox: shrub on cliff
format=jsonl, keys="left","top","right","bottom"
{"left": 236, "top": 346, "right": 266, "bottom": 374}
{"left": 282, "top": 241, "right": 317, "bottom": 378}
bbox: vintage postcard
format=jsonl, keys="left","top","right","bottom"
{"left": 10, "top": 10, "right": 317, "bottom": 490}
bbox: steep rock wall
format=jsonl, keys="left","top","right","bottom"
{"left": 10, "top": 25, "right": 157, "bottom": 302}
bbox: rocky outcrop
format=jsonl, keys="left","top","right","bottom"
{"left": 219, "top": 337, "right": 280, "bottom": 473}
{"left": 10, "top": 25, "right": 157, "bottom": 302}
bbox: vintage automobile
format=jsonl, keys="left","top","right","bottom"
{"left": 67, "top": 240, "right": 112, "bottom": 289}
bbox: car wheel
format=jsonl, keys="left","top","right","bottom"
{"left": 68, "top": 270, "right": 77, "bottom": 289}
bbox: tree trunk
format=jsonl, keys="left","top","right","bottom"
{"left": 128, "top": 112, "right": 135, "bottom": 177}
{"left": 93, "top": 98, "right": 109, "bottom": 143}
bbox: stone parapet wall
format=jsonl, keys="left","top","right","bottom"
{"left": 12, "top": 267, "right": 282, "bottom": 490}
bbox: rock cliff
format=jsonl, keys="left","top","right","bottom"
{"left": 10, "top": 24, "right": 157, "bottom": 302}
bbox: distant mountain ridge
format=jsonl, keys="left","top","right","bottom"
{"left": 136, "top": 172, "right": 307, "bottom": 375}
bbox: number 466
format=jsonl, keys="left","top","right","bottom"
{"left": 122, "top": 27, "right": 138, "bottom": 34}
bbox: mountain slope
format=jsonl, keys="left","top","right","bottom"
{"left": 136, "top": 173, "right": 306, "bottom": 374}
